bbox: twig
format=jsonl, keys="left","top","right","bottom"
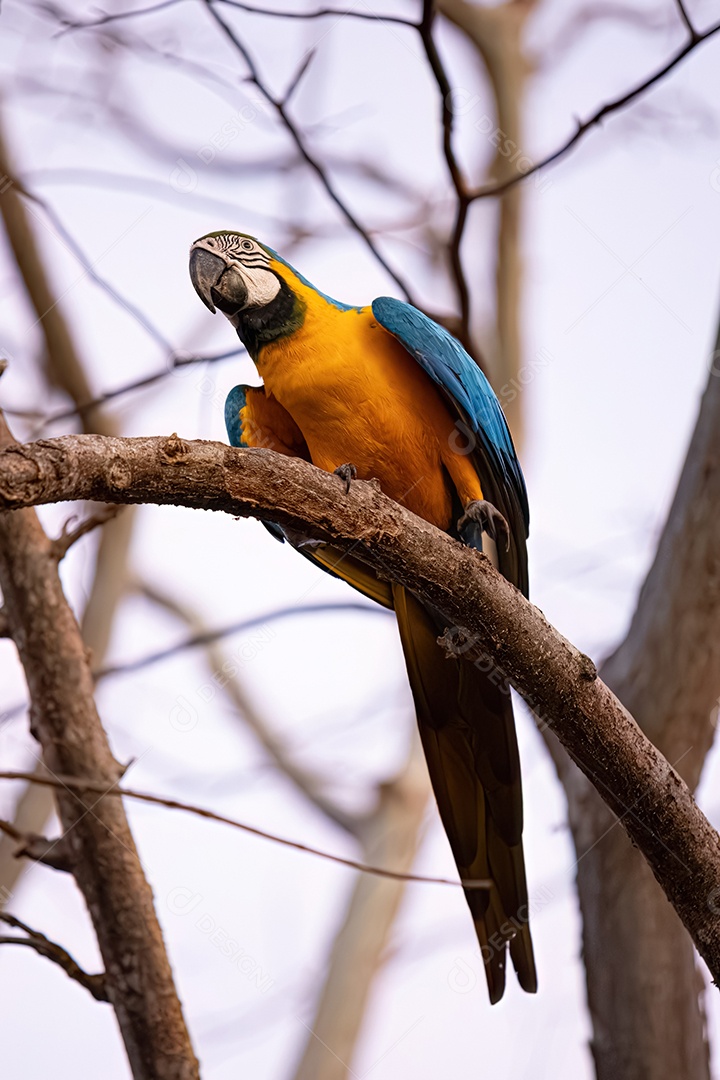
{"left": 57, "top": 0, "right": 417, "bottom": 34}
{"left": 674, "top": 0, "right": 699, "bottom": 41}
{"left": 418, "top": 0, "right": 472, "bottom": 348}
{"left": 0, "top": 819, "right": 73, "bottom": 872}
{"left": 282, "top": 48, "right": 317, "bottom": 108}
{"left": 0, "top": 771, "right": 491, "bottom": 890}
{"left": 0, "top": 600, "right": 389, "bottom": 729}
{"left": 50, "top": 506, "right": 121, "bottom": 561}
{"left": 0, "top": 913, "right": 109, "bottom": 1001}
{"left": 16, "top": 184, "right": 175, "bottom": 353}
{"left": 203, "top": 0, "right": 416, "bottom": 301}
{"left": 98, "top": 600, "right": 388, "bottom": 679}
{"left": 470, "top": 16, "right": 720, "bottom": 200}
{"left": 4, "top": 346, "right": 241, "bottom": 433}
{"left": 0, "top": 417, "right": 199, "bottom": 1077}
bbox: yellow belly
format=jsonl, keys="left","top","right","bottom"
{"left": 256, "top": 305, "right": 480, "bottom": 530}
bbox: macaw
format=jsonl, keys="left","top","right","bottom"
{"left": 189, "top": 231, "right": 536, "bottom": 1003}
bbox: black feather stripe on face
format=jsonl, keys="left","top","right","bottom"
{"left": 234, "top": 275, "right": 306, "bottom": 361}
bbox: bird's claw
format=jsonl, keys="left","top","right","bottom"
{"left": 334, "top": 462, "right": 358, "bottom": 495}
{"left": 457, "top": 500, "right": 511, "bottom": 552}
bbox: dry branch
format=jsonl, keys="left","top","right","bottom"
{"left": 0, "top": 769, "right": 473, "bottom": 890}
{"left": 1, "top": 431, "right": 720, "bottom": 984}
{"left": 0, "top": 912, "right": 109, "bottom": 1001}
{"left": 0, "top": 418, "right": 198, "bottom": 1079}
{"left": 470, "top": 12, "right": 720, "bottom": 200}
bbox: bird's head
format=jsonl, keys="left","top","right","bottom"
{"left": 189, "top": 231, "right": 307, "bottom": 358}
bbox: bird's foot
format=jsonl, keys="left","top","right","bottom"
{"left": 457, "top": 500, "right": 510, "bottom": 552}
{"left": 334, "top": 462, "right": 358, "bottom": 494}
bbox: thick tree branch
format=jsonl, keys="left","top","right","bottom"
{"left": 0, "top": 419, "right": 198, "bottom": 1078}
{"left": 1, "top": 432, "right": 720, "bottom": 983}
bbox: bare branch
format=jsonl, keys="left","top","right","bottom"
{"left": 202, "top": 0, "right": 416, "bottom": 302}
{"left": 4, "top": 346, "right": 241, "bottom": 434}
{"left": 674, "top": 0, "right": 699, "bottom": 42}
{"left": 0, "top": 818, "right": 73, "bottom": 872}
{"left": 547, "top": 334, "right": 720, "bottom": 1077}
{"left": 282, "top": 48, "right": 317, "bottom": 108}
{"left": 470, "top": 16, "right": 720, "bottom": 200}
{"left": 0, "top": 599, "right": 388, "bottom": 727}
{"left": 15, "top": 183, "right": 174, "bottom": 353}
{"left": 2, "top": 432, "right": 720, "bottom": 980}
{"left": 0, "top": 416, "right": 198, "bottom": 1077}
{"left": 0, "top": 770, "right": 487, "bottom": 891}
{"left": 98, "top": 599, "right": 387, "bottom": 679}
{"left": 57, "top": 0, "right": 417, "bottom": 34}
{"left": 418, "top": 1, "right": 472, "bottom": 349}
{"left": 0, "top": 912, "right": 109, "bottom": 1001}
{"left": 50, "top": 505, "right": 121, "bottom": 561}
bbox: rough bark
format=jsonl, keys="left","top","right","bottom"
{"left": 0, "top": 427, "right": 198, "bottom": 1079}
{"left": 2, "top": 432, "right": 720, "bottom": 986}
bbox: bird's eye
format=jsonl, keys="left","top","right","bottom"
{"left": 241, "top": 240, "right": 254, "bottom": 251}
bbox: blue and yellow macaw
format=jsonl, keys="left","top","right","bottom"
{"left": 189, "top": 232, "right": 536, "bottom": 1003}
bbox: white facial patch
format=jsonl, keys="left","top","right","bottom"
{"left": 241, "top": 265, "right": 281, "bottom": 308}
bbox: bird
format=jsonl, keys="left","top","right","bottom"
{"left": 189, "top": 231, "right": 536, "bottom": 1003}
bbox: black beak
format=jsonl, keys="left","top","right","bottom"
{"left": 189, "top": 246, "right": 248, "bottom": 317}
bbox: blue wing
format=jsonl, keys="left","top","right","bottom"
{"left": 225, "top": 384, "right": 286, "bottom": 543}
{"left": 224, "top": 384, "right": 247, "bottom": 448}
{"left": 372, "top": 297, "right": 529, "bottom": 592}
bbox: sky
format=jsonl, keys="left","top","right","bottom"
{"left": 1, "top": 0, "right": 720, "bottom": 1077}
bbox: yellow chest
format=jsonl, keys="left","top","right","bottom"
{"left": 255, "top": 304, "right": 464, "bottom": 528}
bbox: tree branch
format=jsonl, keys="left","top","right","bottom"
{"left": 418, "top": 1, "right": 472, "bottom": 349}
{"left": 203, "top": 0, "right": 416, "bottom": 302}
{"left": 2, "top": 431, "right": 720, "bottom": 982}
{"left": 50, "top": 505, "right": 121, "bottom": 561}
{"left": 470, "top": 15, "right": 720, "bottom": 200}
{"left": 674, "top": 0, "right": 699, "bottom": 42}
{"left": 0, "top": 913, "right": 109, "bottom": 1002}
{"left": 0, "top": 419, "right": 198, "bottom": 1078}
{"left": 0, "top": 769, "right": 478, "bottom": 890}
{"left": 0, "top": 817, "right": 73, "bottom": 872}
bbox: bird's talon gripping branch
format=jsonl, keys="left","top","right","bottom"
{"left": 458, "top": 500, "right": 511, "bottom": 552}
{"left": 334, "top": 462, "right": 358, "bottom": 495}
